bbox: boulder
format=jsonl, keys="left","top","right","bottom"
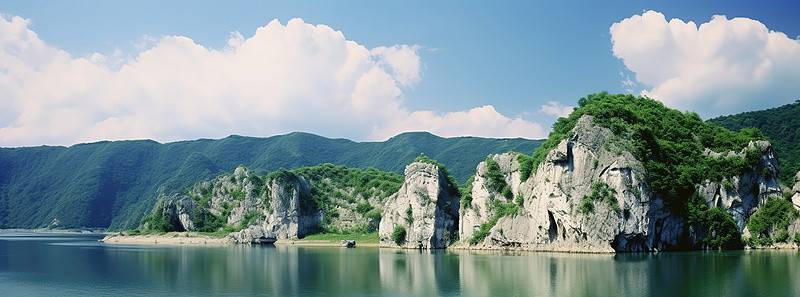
{"left": 228, "top": 225, "right": 276, "bottom": 244}
{"left": 379, "top": 162, "right": 459, "bottom": 249}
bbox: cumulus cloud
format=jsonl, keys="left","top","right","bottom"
{"left": 372, "top": 105, "right": 544, "bottom": 140}
{"left": 610, "top": 10, "right": 800, "bottom": 117}
{"left": 539, "top": 101, "right": 574, "bottom": 118}
{"left": 370, "top": 44, "right": 422, "bottom": 87}
{"left": 0, "top": 16, "right": 545, "bottom": 147}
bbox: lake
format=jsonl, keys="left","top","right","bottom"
{"left": 0, "top": 232, "right": 798, "bottom": 296}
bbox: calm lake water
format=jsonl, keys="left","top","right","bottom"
{"left": 0, "top": 232, "right": 798, "bottom": 296}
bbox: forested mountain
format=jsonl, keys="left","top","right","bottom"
{"left": 0, "top": 132, "right": 541, "bottom": 230}
{"left": 709, "top": 100, "right": 800, "bottom": 185}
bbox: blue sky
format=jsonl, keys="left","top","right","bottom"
{"left": 1, "top": 1, "right": 799, "bottom": 146}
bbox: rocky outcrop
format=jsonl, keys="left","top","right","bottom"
{"left": 159, "top": 195, "right": 199, "bottom": 231}
{"left": 696, "top": 140, "right": 783, "bottom": 230}
{"left": 145, "top": 167, "right": 321, "bottom": 241}
{"left": 792, "top": 171, "right": 800, "bottom": 209}
{"left": 257, "top": 173, "right": 321, "bottom": 239}
{"left": 379, "top": 162, "right": 459, "bottom": 249}
{"left": 460, "top": 115, "right": 782, "bottom": 252}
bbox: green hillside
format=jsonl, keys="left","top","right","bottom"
{"left": 708, "top": 100, "right": 800, "bottom": 185}
{"left": 0, "top": 132, "right": 541, "bottom": 230}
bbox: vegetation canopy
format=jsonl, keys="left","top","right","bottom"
{"left": 519, "top": 92, "right": 766, "bottom": 214}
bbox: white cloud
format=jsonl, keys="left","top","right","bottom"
{"left": 610, "top": 10, "right": 800, "bottom": 117}
{"left": 0, "top": 16, "right": 546, "bottom": 147}
{"left": 538, "top": 101, "right": 574, "bottom": 118}
{"left": 371, "top": 105, "right": 544, "bottom": 140}
{"left": 370, "top": 44, "right": 422, "bottom": 87}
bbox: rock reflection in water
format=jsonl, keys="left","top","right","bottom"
{"left": 2, "top": 234, "right": 799, "bottom": 296}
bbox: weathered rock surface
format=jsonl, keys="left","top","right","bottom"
{"left": 159, "top": 195, "right": 199, "bottom": 231}
{"left": 696, "top": 140, "right": 783, "bottom": 230}
{"left": 148, "top": 167, "right": 320, "bottom": 241}
{"left": 460, "top": 115, "right": 782, "bottom": 252}
{"left": 228, "top": 225, "right": 277, "bottom": 244}
{"left": 379, "top": 162, "right": 459, "bottom": 249}
{"left": 792, "top": 171, "right": 800, "bottom": 209}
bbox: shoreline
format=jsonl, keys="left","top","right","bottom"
{"left": 0, "top": 228, "right": 109, "bottom": 235}
{"left": 100, "top": 232, "right": 799, "bottom": 251}
{"left": 101, "top": 232, "right": 380, "bottom": 247}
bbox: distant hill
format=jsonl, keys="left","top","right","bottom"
{"left": 708, "top": 100, "right": 800, "bottom": 185}
{"left": 0, "top": 132, "right": 542, "bottom": 230}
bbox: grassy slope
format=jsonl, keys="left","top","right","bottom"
{"left": 0, "top": 132, "right": 542, "bottom": 230}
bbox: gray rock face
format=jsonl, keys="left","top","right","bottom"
{"left": 792, "top": 171, "right": 800, "bottom": 209}
{"left": 228, "top": 225, "right": 276, "bottom": 244}
{"left": 459, "top": 153, "right": 522, "bottom": 243}
{"left": 379, "top": 162, "right": 459, "bottom": 249}
{"left": 151, "top": 166, "right": 320, "bottom": 240}
{"left": 257, "top": 174, "right": 321, "bottom": 239}
{"left": 460, "top": 116, "right": 659, "bottom": 252}
{"left": 696, "top": 140, "right": 783, "bottom": 230}
{"left": 161, "top": 195, "right": 199, "bottom": 231}
{"left": 460, "top": 115, "right": 782, "bottom": 252}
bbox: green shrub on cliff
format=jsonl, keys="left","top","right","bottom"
{"left": 519, "top": 93, "right": 765, "bottom": 214}
{"left": 413, "top": 153, "right": 460, "bottom": 197}
{"left": 709, "top": 100, "right": 800, "bottom": 185}
{"left": 578, "top": 182, "right": 619, "bottom": 214}
{"left": 391, "top": 225, "right": 406, "bottom": 245}
{"left": 483, "top": 157, "right": 512, "bottom": 199}
{"left": 686, "top": 194, "right": 741, "bottom": 249}
{"left": 747, "top": 198, "right": 798, "bottom": 242}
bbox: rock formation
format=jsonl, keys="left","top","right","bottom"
{"left": 144, "top": 166, "right": 321, "bottom": 242}
{"left": 696, "top": 140, "right": 783, "bottom": 230}
{"left": 459, "top": 115, "right": 782, "bottom": 252}
{"left": 379, "top": 162, "right": 459, "bottom": 249}
{"left": 792, "top": 171, "right": 800, "bottom": 209}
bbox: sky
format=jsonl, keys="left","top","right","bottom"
{"left": 1, "top": 0, "right": 799, "bottom": 147}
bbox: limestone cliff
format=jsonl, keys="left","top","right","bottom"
{"left": 792, "top": 171, "right": 800, "bottom": 209}
{"left": 138, "top": 165, "right": 396, "bottom": 243}
{"left": 144, "top": 167, "right": 321, "bottom": 242}
{"left": 696, "top": 140, "right": 783, "bottom": 230}
{"left": 379, "top": 162, "right": 459, "bottom": 249}
{"left": 459, "top": 115, "right": 782, "bottom": 252}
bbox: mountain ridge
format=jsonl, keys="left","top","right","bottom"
{"left": 0, "top": 131, "right": 542, "bottom": 230}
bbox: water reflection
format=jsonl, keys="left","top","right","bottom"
{"left": 1, "top": 233, "right": 799, "bottom": 296}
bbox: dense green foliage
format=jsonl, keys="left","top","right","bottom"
{"left": 469, "top": 200, "right": 520, "bottom": 245}
{"left": 292, "top": 163, "right": 402, "bottom": 234}
{"left": 520, "top": 93, "right": 765, "bottom": 216}
{"left": 0, "top": 132, "right": 539, "bottom": 230}
{"left": 240, "top": 210, "right": 266, "bottom": 228}
{"left": 139, "top": 200, "right": 179, "bottom": 233}
{"left": 391, "top": 225, "right": 406, "bottom": 245}
{"left": 293, "top": 163, "right": 403, "bottom": 204}
{"left": 483, "top": 158, "right": 512, "bottom": 199}
{"left": 709, "top": 100, "right": 800, "bottom": 185}
{"left": 190, "top": 208, "right": 227, "bottom": 233}
{"left": 459, "top": 175, "right": 475, "bottom": 209}
{"left": 686, "top": 194, "right": 741, "bottom": 249}
{"left": 578, "top": 182, "right": 619, "bottom": 214}
{"left": 412, "top": 154, "right": 461, "bottom": 198}
{"left": 746, "top": 198, "right": 799, "bottom": 243}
